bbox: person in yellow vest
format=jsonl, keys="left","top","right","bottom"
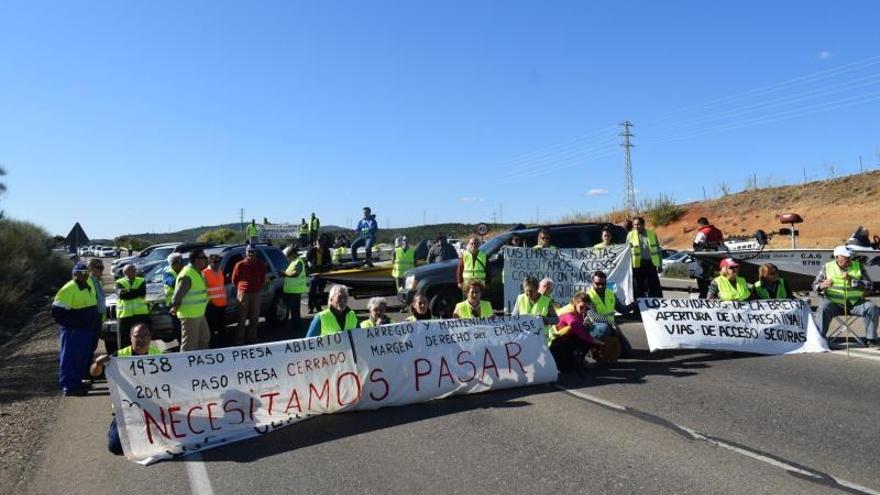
{"left": 512, "top": 276, "right": 556, "bottom": 324}
{"left": 627, "top": 216, "right": 664, "bottom": 298}
{"left": 457, "top": 236, "right": 488, "bottom": 295}
{"left": 707, "top": 258, "right": 752, "bottom": 301}
{"left": 533, "top": 228, "right": 557, "bottom": 250}
{"left": 307, "top": 285, "right": 359, "bottom": 336}
{"left": 299, "top": 218, "right": 310, "bottom": 248}
{"left": 593, "top": 227, "right": 614, "bottom": 253}
{"left": 89, "top": 322, "right": 161, "bottom": 454}
{"left": 246, "top": 219, "right": 259, "bottom": 244}
{"left": 753, "top": 263, "right": 792, "bottom": 300}
{"left": 309, "top": 212, "right": 320, "bottom": 245}
{"left": 406, "top": 293, "right": 433, "bottom": 321}
{"left": 115, "top": 264, "right": 149, "bottom": 349}
{"left": 551, "top": 292, "right": 604, "bottom": 371}
{"left": 51, "top": 261, "right": 100, "bottom": 396}
{"left": 392, "top": 236, "right": 416, "bottom": 291}
{"left": 813, "top": 246, "right": 878, "bottom": 345}
{"left": 585, "top": 270, "right": 634, "bottom": 357}
{"left": 538, "top": 277, "right": 559, "bottom": 309}
{"left": 282, "top": 245, "right": 308, "bottom": 334}
{"left": 202, "top": 254, "right": 229, "bottom": 348}
{"left": 453, "top": 280, "right": 493, "bottom": 319}
{"left": 360, "top": 297, "right": 391, "bottom": 328}
{"left": 170, "top": 249, "right": 210, "bottom": 351}
{"left": 164, "top": 253, "right": 185, "bottom": 343}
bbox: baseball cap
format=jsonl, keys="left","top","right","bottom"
{"left": 833, "top": 246, "right": 852, "bottom": 257}
{"left": 719, "top": 258, "right": 740, "bottom": 268}
{"left": 72, "top": 261, "right": 89, "bottom": 273}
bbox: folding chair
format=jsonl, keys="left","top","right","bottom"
{"left": 826, "top": 312, "right": 866, "bottom": 348}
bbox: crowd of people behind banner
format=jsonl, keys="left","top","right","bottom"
{"left": 49, "top": 212, "right": 878, "bottom": 454}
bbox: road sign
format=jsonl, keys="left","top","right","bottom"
{"left": 476, "top": 223, "right": 489, "bottom": 236}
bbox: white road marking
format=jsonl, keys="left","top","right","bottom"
{"left": 829, "top": 348, "right": 880, "bottom": 362}
{"left": 554, "top": 385, "right": 880, "bottom": 495}
{"left": 186, "top": 454, "right": 215, "bottom": 495}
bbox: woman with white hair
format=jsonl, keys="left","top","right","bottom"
{"left": 360, "top": 297, "right": 391, "bottom": 328}
{"left": 307, "top": 285, "right": 359, "bottom": 337}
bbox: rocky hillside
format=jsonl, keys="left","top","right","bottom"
{"left": 655, "top": 170, "right": 880, "bottom": 249}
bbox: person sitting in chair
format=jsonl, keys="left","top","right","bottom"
{"left": 812, "top": 246, "right": 878, "bottom": 346}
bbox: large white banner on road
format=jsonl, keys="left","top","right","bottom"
{"left": 638, "top": 298, "right": 829, "bottom": 355}
{"left": 502, "top": 246, "right": 633, "bottom": 312}
{"left": 107, "top": 334, "right": 360, "bottom": 465}
{"left": 353, "top": 315, "right": 558, "bottom": 408}
{"left": 107, "top": 316, "right": 557, "bottom": 464}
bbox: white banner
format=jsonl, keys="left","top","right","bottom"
{"left": 106, "top": 334, "right": 360, "bottom": 465}
{"left": 107, "top": 316, "right": 557, "bottom": 464}
{"left": 638, "top": 298, "right": 829, "bottom": 355}
{"left": 352, "top": 315, "right": 558, "bottom": 409}
{"left": 258, "top": 223, "right": 300, "bottom": 240}
{"left": 502, "top": 246, "right": 633, "bottom": 313}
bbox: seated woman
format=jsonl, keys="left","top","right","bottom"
{"left": 360, "top": 297, "right": 392, "bottom": 328}
{"left": 406, "top": 293, "right": 433, "bottom": 322}
{"left": 512, "top": 276, "right": 557, "bottom": 326}
{"left": 707, "top": 258, "right": 752, "bottom": 301}
{"left": 307, "top": 285, "right": 359, "bottom": 336}
{"left": 549, "top": 292, "right": 604, "bottom": 372}
{"left": 753, "top": 263, "right": 793, "bottom": 300}
{"left": 452, "top": 280, "right": 493, "bottom": 319}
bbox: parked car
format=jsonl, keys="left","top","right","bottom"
{"left": 660, "top": 251, "right": 702, "bottom": 278}
{"left": 100, "top": 243, "right": 290, "bottom": 353}
{"left": 95, "top": 246, "right": 119, "bottom": 258}
{"left": 398, "top": 223, "right": 628, "bottom": 318}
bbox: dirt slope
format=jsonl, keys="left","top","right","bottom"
{"left": 654, "top": 170, "right": 880, "bottom": 249}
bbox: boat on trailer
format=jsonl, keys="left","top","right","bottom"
{"left": 691, "top": 214, "right": 880, "bottom": 293}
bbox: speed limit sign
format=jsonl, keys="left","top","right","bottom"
{"left": 476, "top": 223, "right": 489, "bottom": 236}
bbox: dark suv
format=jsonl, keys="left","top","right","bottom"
{"left": 397, "top": 223, "right": 628, "bottom": 317}
{"left": 101, "top": 243, "right": 291, "bottom": 353}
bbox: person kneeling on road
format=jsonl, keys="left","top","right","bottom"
{"left": 549, "top": 292, "right": 604, "bottom": 372}
{"left": 89, "top": 323, "right": 161, "bottom": 455}
{"left": 360, "top": 297, "right": 391, "bottom": 328}
{"left": 307, "top": 285, "right": 358, "bottom": 336}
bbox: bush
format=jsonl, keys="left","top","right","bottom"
{"left": 661, "top": 263, "right": 691, "bottom": 279}
{"left": 0, "top": 219, "right": 72, "bottom": 335}
{"left": 114, "top": 235, "right": 152, "bottom": 251}
{"left": 198, "top": 228, "right": 244, "bottom": 244}
{"left": 641, "top": 195, "right": 686, "bottom": 227}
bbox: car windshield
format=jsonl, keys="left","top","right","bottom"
{"left": 144, "top": 246, "right": 175, "bottom": 261}
{"left": 143, "top": 261, "right": 169, "bottom": 282}
{"left": 666, "top": 252, "right": 688, "bottom": 262}
{"left": 480, "top": 233, "right": 514, "bottom": 255}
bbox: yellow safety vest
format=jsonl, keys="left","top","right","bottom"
{"left": 301, "top": 222, "right": 310, "bottom": 235}
{"left": 714, "top": 275, "right": 751, "bottom": 301}
{"left": 115, "top": 276, "right": 148, "bottom": 318}
{"left": 176, "top": 265, "right": 208, "bottom": 318}
{"left": 824, "top": 261, "right": 864, "bottom": 306}
{"left": 317, "top": 309, "right": 358, "bottom": 335}
{"left": 454, "top": 300, "right": 493, "bottom": 318}
{"left": 586, "top": 287, "right": 617, "bottom": 323}
{"left": 392, "top": 247, "right": 415, "bottom": 278}
{"left": 54, "top": 280, "right": 98, "bottom": 311}
{"left": 332, "top": 247, "right": 345, "bottom": 264}
{"left": 754, "top": 279, "right": 787, "bottom": 300}
{"left": 246, "top": 224, "right": 259, "bottom": 238}
{"left": 515, "top": 293, "right": 552, "bottom": 316}
{"left": 310, "top": 217, "right": 320, "bottom": 232}
{"left": 284, "top": 258, "right": 308, "bottom": 294}
{"left": 627, "top": 229, "right": 661, "bottom": 268}
{"left": 117, "top": 345, "right": 162, "bottom": 357}
{"left": 557, "top": 303, "right": 574, "bottom": 316}
{"left": 462, "top": 251, "right": 487, "bottom": 283}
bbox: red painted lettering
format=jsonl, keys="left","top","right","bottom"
{"left": 414, "top": 358, "right": 432, "bottom": 392}
{"left": 284, "top": 388, "right": 302, "bottom": 414}
{"left": 437, "top": 356, "right": 454, "bottom": 388}
{"left": 481, "top": 348, "right": 498, "bottom": 381}
{"left": 336, "top": 371, "right": 361, "bottom": 406}
{"left": 308, "top": 379, "right": 330, "bottom": 410}
{"left": 505, "top": 342, "right": 524, "bottom": 374}
{"left": 143, "top": 407, "right": 169, "bottom": 444}
{"left": 457, "top": 350, "right": 476, "bottom": 382}
{"left": 261, "top": 392, "right": 280, "bottom": 416}
{"left": 368, "top": 368, "right": 389, "bottom": 401}
{"left": 187, "top": 405, "right": 205, "bottom": 435}
{"left": 168, "top": 405, "right": 187, "bottom": 439}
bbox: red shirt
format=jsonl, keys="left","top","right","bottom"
{"left": 232, "top": 258, "right": 266, "bottom": 294}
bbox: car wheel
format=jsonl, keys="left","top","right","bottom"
{"left": 268, "top": 292, "right": 289, "bottom": 325}
{"left": 429, "top": 287, "right": 459, "bottom": 319}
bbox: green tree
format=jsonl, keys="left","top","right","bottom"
{"left": 0, "top": 165, "right": 6, "bottom": 220}
{"left": 198, "top": 228, "right": 243, "bottom": 244}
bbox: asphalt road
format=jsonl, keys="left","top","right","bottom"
{"left": 21, "top": 288, "right": 880, "bottom": 495}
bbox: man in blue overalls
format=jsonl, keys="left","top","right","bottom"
{"left": 52, "top": 262, "right": 100, "bottom": 396}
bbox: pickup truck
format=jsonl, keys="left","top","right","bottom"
{"left": 397, "top": 223, "right": 628, "bottom": 317}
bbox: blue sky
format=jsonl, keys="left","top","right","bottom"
{"left": 1, "top": 1, "right": 879, "bottom": 239}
